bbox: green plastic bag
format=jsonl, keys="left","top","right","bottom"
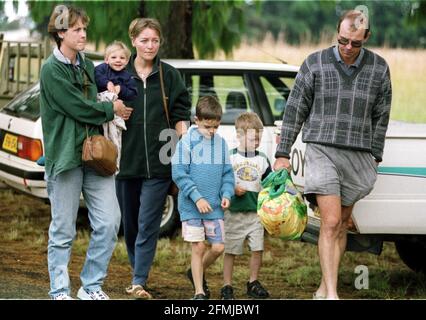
{"left": 257, "top": 169, "right": 307, "bottom": 240}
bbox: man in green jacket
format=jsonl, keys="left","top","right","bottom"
{"left": 40, "top": 4, "right": 132, "bottom": 300}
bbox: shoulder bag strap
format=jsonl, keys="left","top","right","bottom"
{"left": 82, "top": 68, "right": 90, "bottom": 139}
{"left": 159, "top": 62, "right": 171, "bottom": 128}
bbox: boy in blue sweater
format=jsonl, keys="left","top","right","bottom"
{"left": 172, "top": 96, "right": 235, "bottom": 300}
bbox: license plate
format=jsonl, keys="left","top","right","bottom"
{"left": 2, "top": 133, "right": 18, "bottom": 153}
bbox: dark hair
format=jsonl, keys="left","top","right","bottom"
{"left": 195, "top": 96, "right": 222, "bottom": 121}
{"left": 337, "top": 9, "right": 370, "bottom": 38}
{"left": 47, "top": 4, "right": 90, "bottom": 48}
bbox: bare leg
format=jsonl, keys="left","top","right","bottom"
{"left": 203, "top": 243, "right": 224, "bottom": 271}
{"left": 191, "top": 242, "right": 206, "bottom": 295}
{"left": 315, "top": 204, "right": 354, "bottom": 299}
{"left": 316, "top": 195, "right": 342, "bottom": 300}
{"left": 223, "top": 253, "right": 235, "bottom": 286}
{"left": 339, "top": 205, "right": 354, "bottom": 257}
{"left": 249, "top": 251, "right": 263, "bottom": 283}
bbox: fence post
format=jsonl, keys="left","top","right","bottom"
{"left": 0, "top": 33, "right": 3, "bottom": 53}
{"left": 27, "top": 42, "right": 31, "bottom": 86}
{"left": 44, "top": 37, "right": 52, "bottom": 59}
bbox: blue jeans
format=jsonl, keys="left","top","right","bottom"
{"left": 46, "top": 166, "right": 121, "bottom": 298}
{"left": 116, "top": 178, "right": 170, "bottom": 286}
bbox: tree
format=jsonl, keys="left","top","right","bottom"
{"left": 28, "top": 0, "right": 246, "bottom": 59}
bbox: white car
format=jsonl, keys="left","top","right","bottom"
{"left": 1, "top": 59, "right": 426, "bottom": 274}
{"left": 0, "top": 58, "right": 299, "bottom": 235}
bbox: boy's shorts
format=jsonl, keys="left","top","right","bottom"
{"left": 182, "top": 218, "right": 225, "bottom": 244}
{"left": 304, "top": 143, "right": 378, "bottom": 207}
{"left": 224, "top": 211, "right": 264, "bottom": 255}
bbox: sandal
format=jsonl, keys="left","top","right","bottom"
{"left": 247, "top": 280, "right": 269, "bottom": 299}
{"left": 126, "top": 284, "right": 152, "bottom": 300}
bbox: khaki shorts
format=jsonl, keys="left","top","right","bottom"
{"left": 224, "top": 211, "right": 264, "bottom": 255}
{"left": 304, "top": 143, "right": 378, "bottom": 207}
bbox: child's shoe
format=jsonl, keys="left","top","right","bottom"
{"left": 186, "top": 268, "right": 210, "bottom": 299}
{"left": 247, "top": 280, "right": 269, "bottom": 299}
{"left": 220, "top": 285, "right": 235, "bottom": 300}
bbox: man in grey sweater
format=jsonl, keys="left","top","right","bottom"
{"left": 274, "top": 9, "right": 392, "bottom": 299}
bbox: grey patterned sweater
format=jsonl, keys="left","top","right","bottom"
{"left": 276, "top": 47, "right": 392, "bottom": 162}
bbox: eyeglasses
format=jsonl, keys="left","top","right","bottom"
{"left": 337, "top": 36, "right": 363, "bottom": 48}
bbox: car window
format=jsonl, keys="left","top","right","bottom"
{"left": 183, "top": 73, "right": 252, "bottom": 124}
{"left": 260, "top": 76, "right": 295, "bottom": 121}
{"left": 1, "top": 84, "right": 40, "bottom": 121}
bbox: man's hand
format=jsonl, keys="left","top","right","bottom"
{"left": 235, "top": 185, "right": 246, "bottom": 197}
{"left": 113, "top": 100, "right": 133, "bottom": 120}
{"left": 221, "top": 198, "right": 230, "bottom": 210}
{"left": 273, "top": 157, "right": 292, "bottom": 172}
{"left": 196, "top": 198, "right": 213, "bottom": 214}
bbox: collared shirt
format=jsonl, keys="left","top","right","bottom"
{"left": 333, "top": 45, "right": 364, "bottom": 76}
{"left": 53, "top": 47, "right": 82, "bottom": 66}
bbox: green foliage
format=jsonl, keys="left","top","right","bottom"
{"left": 28, "top": 0, "right": 246, "bottom": 58}
{"left": 244, "top": 0, "right": 426, "bottom": 48}
{"left": 192, "top": 0, "right": 246, "bottom": 58}
{"left": 28, "top": 0, "right": 140, "bottom": 50}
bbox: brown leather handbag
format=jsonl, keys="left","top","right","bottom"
{"left": 80, "top": 70, "right": 118, "bottom": 176}
{"left": 159, "top": 62, "right": 179, "bottom": 196}
{"left": 82, "top": 126, "right": 118, "bottom": 176}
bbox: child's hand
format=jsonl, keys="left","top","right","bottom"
{"left": 221, "top": 198, "right": 230, "bottom": 210}
{"left": 107, "top": 81, "right": 115, "bottom": 93}
{"left": 235, "top": 185, "right": 246, "bottom": 197}
{"left": 114, "top": 85, "right": 121, "bottom": 95}
{"left": 196, "top": 198, "right": 213, "bottom": 214}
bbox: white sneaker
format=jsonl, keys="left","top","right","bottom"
{"left": 77, "top": 287, "right": 110, "bottom": 300}
{"left": 52, "top": 292, "right": 74, "bottom": 300}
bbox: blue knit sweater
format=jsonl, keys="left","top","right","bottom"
{"left": 172, "top": 126, "right": 235, "bottom": 221}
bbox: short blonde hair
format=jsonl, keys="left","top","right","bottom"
{"left": 128, "top": 18, "right": 162, "bottom": 41}
{"left": 104, "top": 41, "right": 131, "bottom": 60}
{"left": 235, "top": 112, "right": 263, "bottom": 133}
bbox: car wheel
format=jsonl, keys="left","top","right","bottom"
{"left": 395, "top": 239, "right": 426, "bottom": 275}
{"left": 159, "top": 195, "right": 180, "bottom": 238}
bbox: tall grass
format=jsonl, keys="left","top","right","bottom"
{"left": 215, "top": 36, "right": 426, "bottom": 123}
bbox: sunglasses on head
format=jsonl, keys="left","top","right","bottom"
{"left": 337, "top": 36, "right": 363, "bottom": 48}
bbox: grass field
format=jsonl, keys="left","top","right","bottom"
{"left": 215, "top": 38, "right": 426, "bottom": 123}
{"left": 1, "top": 189, "right": 426, "bottom": 300}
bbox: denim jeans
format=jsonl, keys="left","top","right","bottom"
{"left": 46, "top": 166, "right": 121, "bottom": 298}
{"left": 116, "top": 178, "right": 170, "bottom": 286}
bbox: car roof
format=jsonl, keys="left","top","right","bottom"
{"left": 162, "top": 59, "right": 299, "bottom": 73}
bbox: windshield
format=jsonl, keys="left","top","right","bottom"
{"left": 1, "top": 84, "right": 40, "bottom": 121}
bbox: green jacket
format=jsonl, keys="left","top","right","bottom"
{"left": 117, "top": 55, "right": 191, "bottom": 179}
{"left": 40, "top": 52, "right": 114, "bottom": 177}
